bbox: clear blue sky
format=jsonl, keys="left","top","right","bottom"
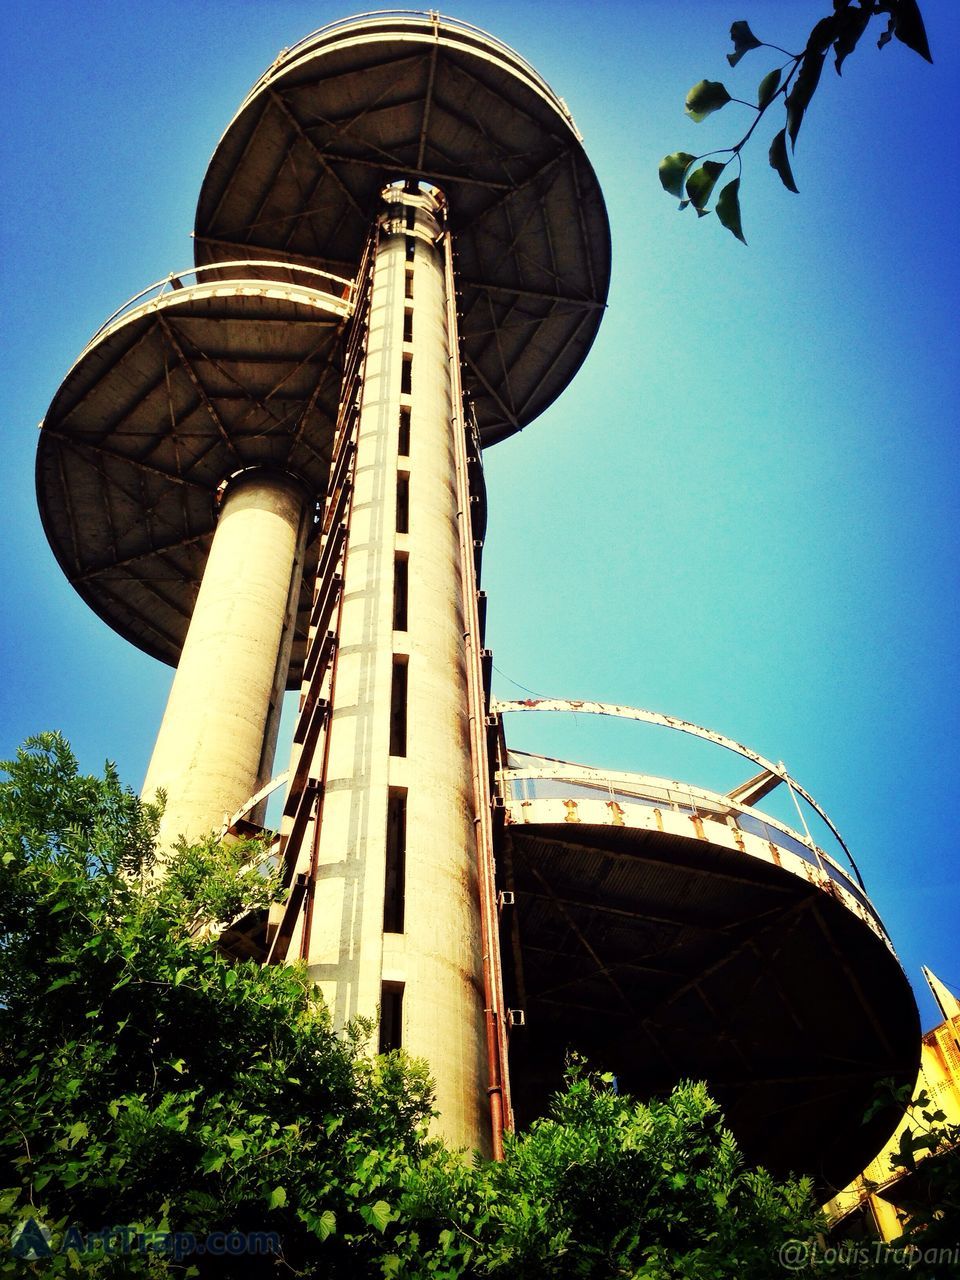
{"left": 2, "top": 1, "right": 958, "bottom": 1030}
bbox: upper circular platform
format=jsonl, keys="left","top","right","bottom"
{"left": 37, "top": 266, "right": 351, "bottom": 678}
{"left": 493, "top": 701, "right": 920, "bottom": 1188}
{"left": 194, "top": 11, "right": 611, "bottom": 445}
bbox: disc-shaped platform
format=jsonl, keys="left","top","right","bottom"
{"left": 499, "top": 779, "right": 919, "bottom": 1187}
{"left": 194, "top": 12, "right": 610, "bottom": 445}
{"left": 37, "top": 271, "right": 350, "bottom": 678}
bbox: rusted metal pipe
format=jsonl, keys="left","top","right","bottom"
{"left": 444, "top": 227, "right": 511, "bottom": 1158}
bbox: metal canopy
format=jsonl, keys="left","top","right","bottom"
{"left": 37, "top": 272, "right": 350, "bottom": 678}
{"left": 502, "top": 815, "right": 919, "bottom": 1188}
{"left": 194, "top": 12, "right": 611, "bottom": 444}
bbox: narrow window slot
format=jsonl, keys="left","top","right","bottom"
{"left": 405, "top": 237, "right": 416, "bottom": 262}
{"left": 403, "top": 309, "right": 413, "bottom": 343}
{"left": 400, "top": 355, "right": 412, "bottom": 396}
{"left": 395, "top": 474, "right": 409, "bottom": 534}
{"left": 389, "top": 659, "right": 408, "bottom": 757}
{"left": 404, "top": 270, "right": 414, "bottom": 300}
{"left": 405, "top": 207, "right": 416, "bottom": 232}
{"left": 393, "top": 555, "right": 408, "bottom": 631}
{"left": 398, "top": 406, "right": 411, "bottom": 457}
{"left": 378, "top": 982, "right": 404, "bottom": 1053}
{"left": 383, "top": 790, "right": 406, "bottom": 933}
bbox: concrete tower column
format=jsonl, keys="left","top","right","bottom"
{"left": 299, "top": 187, "right": 488, "bottom": 1153}
{"left": 143, "top": 468, "right": 310, "bottom": 848}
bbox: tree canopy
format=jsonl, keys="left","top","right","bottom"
{"left": 1, "top": 733, "right": 955, "bottom": 1277}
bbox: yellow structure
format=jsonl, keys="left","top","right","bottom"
{"left": 826, "top": 969, "right": 960, "bottom": 1238}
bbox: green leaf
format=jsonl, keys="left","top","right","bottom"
{"left": 727, "top": 20, "right": 762, "bottom": 67}
{"left": 768, "top": 129, "right": 799, "bottom": 193}
{"left": 46, "top": 976, "right": 73, "bottom": 993}
{"left": 366, "top": 1199, "right": 392, "bottom": 1233}
{"left": 757, "top": 68, "right": 780, "bottom": 110}
{"left": 658, "top": 152, "right": 697, "bottom": 198}
{"left": 317, "top": 1209, "right": 336, "bottom": 1241}
{"left": 716, "top": 179, "right": 746, "bottom": 244}
{"left": 267, "top": 1185, "right": 287, "bottom": 1210}
{"left": 173, "top": 967, "right": 190, "bottom": 986}
{"left": 0, "top": 1189, "right": 21, "bottom": 1214}
{"left": 685, "top": 161, "right": 725, "bottom": 211}
{"left": 67, "top": 1121, "right": 89, "bottom": 1145}
{"left": 684, "top": 80, "right": 731, "bottom": 123}
{"left": 785, "top": 48, "right": 826, "bottom": 146}
{"left": 833, "top": 5, "right": 871, "bottom": 75}
{"left": 892, "top": 0, "right": 932, "bottom": 63}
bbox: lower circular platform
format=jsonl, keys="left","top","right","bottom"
{"left": 36, "top": 267, "right": 350, "bottom": 680}
{"left": 495, "top": 726, "right": 919, "bottom": 1188}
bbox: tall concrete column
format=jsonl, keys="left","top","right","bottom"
{"left": 298, "top": 187, "right": 488, "bottom": 1153}
{"left": 143, "top": 468, "right": 310, "bottom": 848}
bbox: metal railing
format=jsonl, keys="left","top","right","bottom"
{"left": 241, "top": 10, "right": 579, "bottom": 137}
{"left": 89, "top": 261, "right": 355, "bottom": 345}
{"left": 499, "top": 760, "right": 881, "bottom": 926}
{"left": 493, "top": 697, "right": 865, "bottom": 888}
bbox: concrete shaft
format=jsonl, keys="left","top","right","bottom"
{"left": 297, "top": 190, "right": 488, "bottom": 1153}
{"left": 143, "top": 470, "right": 309, "bottom": 847}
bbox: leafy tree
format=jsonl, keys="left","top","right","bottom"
{"left": 0, "top": 734, "right": 862, "bottom": 1277}
{"left": 405, "top": 1061, "right": 828, "bottom": 1279}
{"left": 660, "top": 2, "right": 932, "bottom": 242}
{"left": 0, "top": 733, "right": 435, "bottom": 1277}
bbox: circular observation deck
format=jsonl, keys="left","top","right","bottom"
{"left": 193, "top": 10, "right": 610, "bottom": 445}
{"left": 37, "top": 265, "right": 351, "bottom": 679}
{"left": 494, "top": 700, "right": 919, "bottom": 1188}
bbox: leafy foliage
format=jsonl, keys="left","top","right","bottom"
{"left": 413, "top": 1060, "right": 826, "bottom": 1279}
{"left": 0, "top": 734, "right": 436, "bottom": 1276}
{"left": 659, "top": 2, "right": 933, "bottom": 241}
{"left": 6, "top": 734, "right": 943, "bottom": 1277}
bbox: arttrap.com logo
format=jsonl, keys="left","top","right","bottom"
{"left": 7, "top": 1218, "right": 280, "bottom": 1262}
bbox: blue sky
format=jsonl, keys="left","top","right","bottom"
{"left": 2, "top": 1, "right": 958, "bottom": 1030}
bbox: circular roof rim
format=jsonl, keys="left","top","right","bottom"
{"left": 493, "top": 696, "right": 861, "bottom": 887}
{"left": 35, "top": 269, "right": 350, "bottom": 681}
{"left": 502, "top": 768, "right": 884, "bottom": 946}
{"left": 504, "top": 758, "right": 855, "bottom": 882}
{"left": 86, "top": 260, "right": 354, "bottom": 351}
{"left": 238, "top": 10, "right": 582, "bottom": 140}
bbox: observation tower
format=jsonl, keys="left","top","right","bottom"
{"left": 36, "top": 12, "right": 917, "bottom": 1179}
